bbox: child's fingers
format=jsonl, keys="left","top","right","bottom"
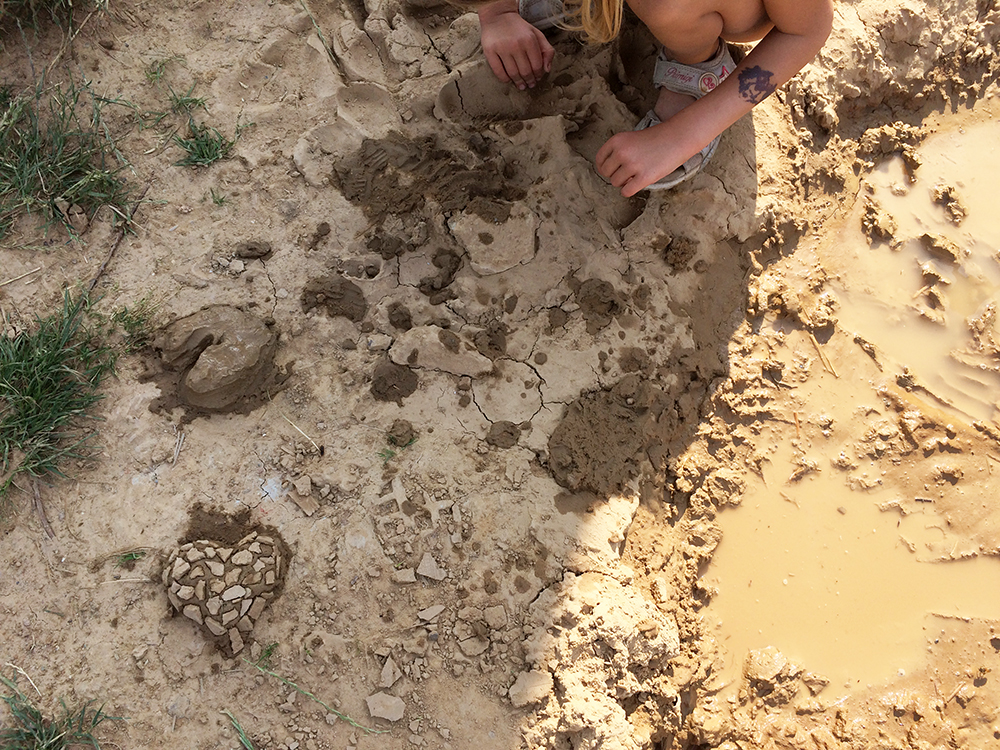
{"left": 509, "top": 51, "right": 539, "bottom": 89}
{"left": 485, "top": 52, "right": 513, "bottom": 84}
{"left": 531, "top": 28, "right": 555, "bottom": 73}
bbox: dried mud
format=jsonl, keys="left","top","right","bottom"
{"left": 0, "top": 1, "right": 998, "bottom": 749}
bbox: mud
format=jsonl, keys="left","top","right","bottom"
{"left": 1, "top": 1, "right": 999, "bottom": 749}
{"left": 300, "top": 275, "right": 368, "bottom": 322}
{"left": 547, "top": 375, "right": 681, "bottom": 495}
{"left": 146, "top": 305, "right": 284, "bottom": 418}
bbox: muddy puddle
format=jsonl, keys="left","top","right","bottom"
{"left": 705, "top": 422, "right": 1000, "bottom": 699}
{"left": 822, "top": 103, "right": 1000, "bottom": 423}
{"left": 704, "top": 105, "right": 1000, "bottom": 703}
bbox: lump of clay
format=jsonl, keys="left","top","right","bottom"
{"left": 162, "top": 530, "right": 289, "bottom": 656}
{"left": 154, "top": 305, "right": 279, "bottom": 411}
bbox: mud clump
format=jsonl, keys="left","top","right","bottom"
{"left": 147, "top": 305, "right": 283, "bottom": 418}
{"left": 371, "top": 358, "right": 418, "bottom": 405}
{"left": 387, "top": 419, "right": 417, "bottom": 447}
{"left": 301, "top": 275, "right": 367, "bottom": 322}
{"left": 574, "top": 278, "right": 625, "bottom": 334}
{"left": 486, "top": 421, "right": 520, "bottom": 448}
{"left": 387, "top": 302, "right": 413, "bottom": 330}
{"left": 547, "top": 375, "right": 681, "bottom": 496}
{"left": 419, "top": 249, "right": 462, "bottom": 304}
{"left": 331, "top": 133, "right": 526, "bottom": 223}
{"left": 162, "top": 528, "right": 290, "bottom": 657}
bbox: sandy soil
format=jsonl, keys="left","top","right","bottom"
{"left": 1, "top": 0, "right": 999, "bottom": 748}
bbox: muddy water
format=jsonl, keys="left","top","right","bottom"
{"left": 704, "top": 418, "right": 1000, "bottom": 699}
{"left": 822, "top": 108, "right": 1000, "bottom": 423}
{"left": 705, "top": 110, "right": 1000, "bottom": 701}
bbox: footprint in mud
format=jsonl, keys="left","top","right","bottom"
{"left": 145, "top": 305, "right": 287, "bottom": 419}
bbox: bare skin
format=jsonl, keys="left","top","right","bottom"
{"left": 476, "top": 0, "right": 833, "bottom": 196}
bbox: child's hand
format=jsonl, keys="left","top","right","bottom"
{"left": 478, "top": 7, "right": 554, "bottom": 90}
{"left": 596, "top": 126, "right": 696, "bottom": 197}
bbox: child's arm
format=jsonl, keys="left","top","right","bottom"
{"left": 477, "top": 0, "right": 555, "bottom": 90}
{"left": 596, "top": 0, "right": 834, "bottom": 196}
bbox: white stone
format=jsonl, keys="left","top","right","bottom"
{"left": 392, "top": 568, "right": 417, "bottom": 584}
{"left": 231, "top": 549, "right": 253, "bottom": 566}
{"left": 417, "top": 604, "right": 445, "bottom": 622}
{"left": 380, "top": 657, "right": 402, "bottom": 688}
{"left": 222, "top": 585, "right": 248, "bottom": 601}
{"left": 508, "top": 670, "right": 553, "bottom": 707}
{"left": 416, "top": 553, "right": 446, "bottom": 581}
{"left": 365, "top": 692, "right": 405, "bottom": 722}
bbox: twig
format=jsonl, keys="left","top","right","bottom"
{"left": 243, "top": 660, "right": 386, "bottom": 734}
{"left": 808, "top": 331, "right": 839, "bottom": 377}
{"left": 4, "top": 663, "right": 41, "bottom": 697}
{"left": 88, "top": 181, "right": 151, "bottom": 293}
{"left": 98, "top": 577, "right": 153, "bottom": 585}
{"left": 45, "top": 8, "right": 100, "bottom": 76}
{"left": 171, "top": 431, "right": 185, "bottom": 466}
{"left": 280, "top": 414, "right": 320, "bottom": 453}
{"left": 0, "top": 266, "right": 41, "bottom": 288}
{"left": 31, "top": 479, "right": 55, "bottom": 539}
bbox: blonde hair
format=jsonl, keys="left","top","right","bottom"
{"left": 562, "top": 0, "right": 624, "bottom": 45}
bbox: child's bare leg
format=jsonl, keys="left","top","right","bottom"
{"left": 651, "top": 38, "right": 726, "bottom": 122}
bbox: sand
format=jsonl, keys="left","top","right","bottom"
{"left": 0, "top": 0, "right": 999, "bottom": 748}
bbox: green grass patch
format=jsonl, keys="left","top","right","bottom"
{"left": 0, "top": 674, "right": 121, "bottom": 749}
{"left": 0, "top": 292, "right": 117, "bottom": 503}
{"left": 0, "top": 77, "right": 131, "bottom": 240}
{"left": 166, "top": 84, "right": 207, "bottom": 116}
{"left": 0, "top": 0, "right": 92, "bottom": 29}
{"left": 112, "top": 549, "right": 147, "bottom": 568}
{"left": 173, "top": 117, "right": 246, "bottom": 167}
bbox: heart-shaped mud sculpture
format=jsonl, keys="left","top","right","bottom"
{"left": 162, "top": 529, "right": 289, "bottom": 656}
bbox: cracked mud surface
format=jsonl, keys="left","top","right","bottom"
{"left": 1, "top": 1, "right": 1000, "bottom": 749}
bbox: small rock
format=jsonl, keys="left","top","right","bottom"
{"left": 458, "top": 637, "right": 489, "bottom": 656}
{"left": 294, "top": 475, "right": 312, "bottom": 496}
{"left": 508, "top": 670, "right": 553, "bottom": 707}
{"left": 182, "top": 604, "right": 204, "bottom": 624}
{"left": 365, "top": 692, "right": 405, "bottom": 722}
{"left": 176, "top": 585, "right": 195, "bottom": 600}
{"left": 392, "top": 568, "right": 417, "bottom": 583}
{"left": 416, "top": 553, "right": 446, "bottom": 581}
{"left": 417, "top": 605, "right": 446, "bottom": 622}
{"left": 380, "top": 657, "right": 403, "bottom": 688}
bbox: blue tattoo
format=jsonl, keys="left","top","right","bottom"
{"left": 738, "top": 66, "right": 776, "bottom": 104}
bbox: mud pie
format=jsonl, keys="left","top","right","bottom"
{"left": 162, "top": 530, "right": 289, "bottom": 655}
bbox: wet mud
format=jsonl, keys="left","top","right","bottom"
{"left": 145, "top": 305, "right": 285, "bottom": 419}
{"left": 547, "top": 375, "right": 682, "bottom": 495}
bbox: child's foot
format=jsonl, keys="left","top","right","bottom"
{"left": 652, "top": 87, "right": 697, "bottom": 124}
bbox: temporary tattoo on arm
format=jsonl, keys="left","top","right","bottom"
{"left": 738, "top": 65, "right": 776, "bottom": 104}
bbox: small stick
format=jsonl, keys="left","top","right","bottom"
{"left": 808, "top": 331, "right": 839, "bottom": 377}
{"left": 281, "top": 414, "right": 320, "bottom": 453}
{"left": 31, "top": 479, "right": 56, "bottom": 539}
{"left": 88, "top": 181, "right": 151, "bottom": 293}
{"left": 4, "top": 662, "right": 41, "bottom": 697}
{"left": 793, "top": 411, "right": 801, "bottom": 439}
{"left": 0, "top": 266, "right": 41, "bottom": 288}
{"left": 171, "top": 431, "right": 186, "bottom": 466}
{"left": 45, "top": 8, "right": 99, "bottom": 75}
{"left": 98, "top": 578, "right": 153, "bottom": 585}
